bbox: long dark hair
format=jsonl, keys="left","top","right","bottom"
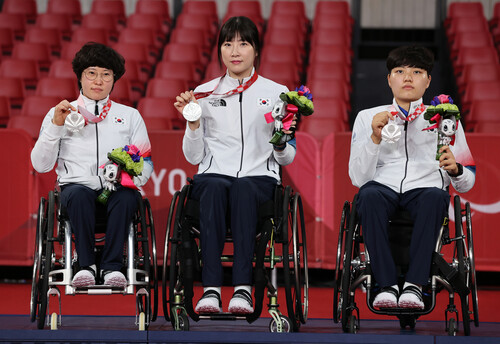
{"left": 217, "top": 16, "right": 260, "bottom": 69}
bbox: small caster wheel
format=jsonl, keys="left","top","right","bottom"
{"left": 50, "top": 312, "right": 58, "bottom": 330}
{"left": 177, "top": 313, "right": 190, "bottom": 331}
{"left": 138, "top": 312, "right": 146, "bottom": 331}
{"left": 348, "top": 315, "right": 358, "bottom": 333}
{"left": 269, "top": 315, "right": 292, "bottom": 333}
{"left": 447, "top": 318, "right": 457, "bottom": 336}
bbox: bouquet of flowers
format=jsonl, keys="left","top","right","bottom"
{"left": 265, "top": 85, "right": 314, "bottom": 145}
{"left": 422, "top": 94, "right": 461, "bottom": 160}
{"left": 97, "top": 145, "right": 144, "bottom": 204}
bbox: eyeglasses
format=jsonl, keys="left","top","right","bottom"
{"left": 83, "top": 69, "right": 114, "bottom": 82}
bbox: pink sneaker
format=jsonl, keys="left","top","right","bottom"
{"left": 102, "top": 270, "right": 127, "bottom": 288}
{"left": 398, "top": 285, "right": 424, "bottom": 309}
{"left": 373, "top": 286, "right": 399, "bottom": 309}
{"left": 228, "top": 289, "right": 253, "bottom": 314}
{"left": 195, "top": 290, "right": 222, "bottom": 313}
{"left": 72, "top": 268, "right": 96, "bottom": 288}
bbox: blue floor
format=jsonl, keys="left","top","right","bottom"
{"left": 1, "top": 315, "right": 498, "bottom": 344}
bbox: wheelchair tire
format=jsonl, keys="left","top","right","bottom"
{"left": 30, "top": 197, "right": 46, "bottom": 323}
{"left": 37, "top": 190, "right": 55, "bottom": 329}
{"left": 268, "top": 315, "right": 292, "bottom": 333}
{"left": 162, "top": 190, "right": 180, "bottom": 322}
{"left": 447, "top": 317, "right": 457, "bottom": 336}
{"left": 333, "top": 201, "right": 350, "bottom": 324}
{"left": 292, "top": 194, "right": 309, "bottom": 324}
{"left": 465, "top": 202, "right": 479, "bottom": 327}
{"left": 144, "top": 198, "right": 158, "bottom": 322}
{"left": 454, "top": 196, "right": 471, "bottom": 336}
{"left": 340, "top": 196, "right": 358, "bottom": 333}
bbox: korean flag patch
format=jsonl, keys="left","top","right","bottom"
{"left": 114, "top": 116, "right": 126, "bottom": 125}
{"left": 258, "top": 98, "right": 271, "bottom": 107}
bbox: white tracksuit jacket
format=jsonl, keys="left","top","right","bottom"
{"left": 31, "top": 93, "right": 153, "bottom": 190}
{"left": 349, "top": 98, "right": 476, "bottom": 193}
{"left": 183, "top": 69, "right": 295, "bottom": 181}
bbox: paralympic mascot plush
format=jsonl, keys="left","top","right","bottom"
{"left": 422, "top": 94, "right": 461, "bottom": 160}
{"left": 97, "top": 145, "right": 144, "bottom": 204}
{"left": 265, "top": 85, "right": 314, "bottom": 145}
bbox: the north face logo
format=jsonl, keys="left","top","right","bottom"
{"left": 209, "top": 99, "right": 227, "bottom": 107}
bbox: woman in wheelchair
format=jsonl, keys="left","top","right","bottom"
{"left": 174, "top": 16, "right": 297, "bottom": 314}
{"left": 349, "top": 46, "right": 476, "bottom": 310}
{"left": 30, "top": 42, "right": 153, "bottom": 288}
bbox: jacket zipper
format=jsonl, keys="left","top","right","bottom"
{"left": 399, "top": 121, "right": 409, "bottom": 193}
{"left": 237, "top": 84, "right": 244, "bottom": 177}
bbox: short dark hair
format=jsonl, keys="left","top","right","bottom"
{"left": 72, "top": 42, "right": 126, "bottom": 89}
{"left": 217, "top": 16, "right": 260, "bottom": 69}
{"left": 386, "top": 46, "right": 434, "bottom": 75}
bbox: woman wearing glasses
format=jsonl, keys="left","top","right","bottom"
{"left": 31, "top": 42, "right": 153, "bottom": 288}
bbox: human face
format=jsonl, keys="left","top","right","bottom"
{"left": 80, "top": 66, "right": 114, "bottom": 100}
{"left": 387, "top": 66, "right": 431, "bottom": 110}
{"left": 220, "top": 34, "right": 257, "bottom": 80}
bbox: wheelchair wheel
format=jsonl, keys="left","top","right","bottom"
{"left": 162, "top": 190, "right": 180, "bottom": 322}
{"left": 136, "top": 198, "right": 158, "bottom": 325}
{"left": 282, "top": 187, "right": 308, "bottom": 331}
{"left": 333, "top": 201, "right": 350, "bottom": 323}
{"left": 454, "top": 196, "right": 471, "bottom": 336}
{"left": 465, "top": 202, "right": 479, "bottom": 327}
{"left": 37, "top": 191, "right": 55, "bottom": 329}
{"left": 30, "top": 197, "right": 46, "bottom": 323}
{"left": 340, "top": 196, "right": 358, "bottom": 333}
{"left": 269, "top": 315, "right": 292, "bottom": 333}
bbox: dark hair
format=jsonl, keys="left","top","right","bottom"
{"left": 72, "top": 42, "right": 126, "bottom": 90}
{"left": 217, "top": 16, "right": 260, "bottom": 69}
{"left": 386, "top": 46, "right": 434, "bottom": 74}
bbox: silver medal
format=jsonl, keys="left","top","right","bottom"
{"left": 182, "top": 102, "right": 202, "bottom": 122}
{"left": 65, "top": 111, "right": 85, "bottom": 133}
{"left": 381, "top": 122, "right": 401, "bottom": 143}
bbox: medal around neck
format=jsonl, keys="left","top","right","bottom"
{"left": 381, "top": 122, "right": 401, "bottom": 143}
{"left": 65, "top": 111, "right": 85, "bottom": 133}
{"left": 182, "top": 102, "right": 202, "bottom": 122}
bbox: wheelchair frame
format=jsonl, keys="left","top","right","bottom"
{"left": 161, "top": 182, "right": 309, "bottom": 332}
{"left": 333, "top": 194, "right": 479, "bottom": 336}
{"left": 30, "top": 189, "right": 158, "bottom": 330}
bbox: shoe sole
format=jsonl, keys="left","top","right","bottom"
{"left": 104, "top": 276, "right": 127, "bottom": 288}
{"left": 195, "top": 305, "right": 222, "bottom": 313}
{"left": 398, "top": 300, "right": 424, "bottom": 309}
{"left": 228, "top": 305, "right": 253, "bottom": 314}
{"left": 72, "top": 276, "right": 95, "bottom": 288}
{"left": 373, "top": 300, "right": 398, "bottom": 309}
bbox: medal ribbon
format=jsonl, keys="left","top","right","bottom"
{"left": 77, "top": 94, "right": 112, "bottom": 124}
{"left": 193, "top": 73, "right": 259, "bottom": 100}
{"left": 389, "top": 103, "right": 426, "bottom": 122}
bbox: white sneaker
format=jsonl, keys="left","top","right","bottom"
{"left": 72, "top": 268, "right": 96, "bottom": 287}
{"left": 102, "top": 270, "right": 127, "bottom": 288}
{"left": 228, "top": 289, "right": 253, "bottom": 314}
{"left": 398, "top": 285, "right": 424, "bottom": 309}
{"left": 373, "top": 286, "right": 399, "bottom": 309}
{"left": 195, "top": 290, "right": 222, "bottom": 313}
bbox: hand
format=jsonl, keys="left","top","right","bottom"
{"left": 371, "top": 111, "right": 394, "bottom": 144}
{"left": 439, "top": 146, "right": 459, "bottom": 175}
{"left": 174, "top": 90, "right": 200, "bottom": 130}
{"left": 52, "top": 100, "right": 77, "bottom": 126}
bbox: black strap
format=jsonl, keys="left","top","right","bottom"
{"left": 232, "top": 289, "right": 253, "bottom": 306}
{"left": 380, "top": 286, "right": 399, "bottom": 298}
{"left": 200, "top": 290, "right": 222, "bottom": 306}
{"left": 401, "top": 285, "right": 423, "bottom": 302}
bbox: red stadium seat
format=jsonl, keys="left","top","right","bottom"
{"left": 447, "top": 2, "right": 484, "bottom": 19}
{"left": 0, "top": 77, "right": 25, "bottom": 113}
{"left": 181, "top": 0, "right": 217, "bottom": 24}
{"left": 315, "top": 1, "right": 350, "bottom": 16}
{"left": 260, "top": 45, "right": 303, "bottom": 73}
{"left": 270, "top": 1, "right": 308, "bottom": 29}
{"left": 60, "top": 42, "right": 84, "bottom": 61}
{"left": 136, "top": 97, "right": 185, "bottom": 129}
{"left": 175, "top": 13, "right": 218, "bottom": 45}
{"left": 456, "top": 63, "right": 500, "bottom": 96}
{"left": 35, "top": 77, "right": 79, "bottom": 100}
{"left": 225, "top": 0, "right": 263, "bottom": 29}
{"left": 90, "top": 0, "right": 126, "bottom": 28}
{"left": 466, "top": 99, "right": 500, "bottom": 131}
{"left": 154, "top": 61, "right": 200, "bottom": 90}
{"left": 24, "top": 28, "right": 63, "bottom": 57}
{"left": 145, "top": 78, "right": 188, "bottom": 100}
{"left": 263, "top": 27, "right": 306, "bottom": 53}
{"left": 310, "top": 28, "right": 351, "bottom": 48}
{"left": 1, "top": 0, "right": 37, "bottom": 24}
{"left": 311, "top": 98, "right": 349, "bottom": 123}
{"left": 0, "top": 28, "right": 15, "bottom": 56}
{"left": 308, "top": 79, "right": 350, "bottom": 105}
{"left": 143, "top": 117, "right": 173, "bottom": 131}
{"left": 312, "top": 13, "right": 352, "bottom": 36}
{"left": 118, "top": 28, "right": 163, "bottom": 55}
{"left": 446, "top": 16, "right": 489, "bottom": 39}
{"left": 162, "top": 42, "right": 208, "bottom": 68}
{"left": 0, "top": 13, "right": 27, "bottom": 40}
{"left": 48, "top": 59, "right": 74, "bottom": 79}
{"left": 258, "top": 62, "right": 300, "bottom": 86}
{"left": 112, "top": 42, "right": 157, "bottom": 76}
{"left": 300, "top": 117, "right": 348, "bottom": 141}
{"left": 170, "top": 27, "right": 212, "bottom": 55}
{"left": 46, "top": 0, "right": 82, "bottom": 25}
{"left": 461, "top": 81, "right": 500, "bottom": 115}
{"left": 0, "top": 95, "right": 11, "bottom": 126}
{"left": 135, "top": 0, "right": 172, "bottom": 27}
{"left": 80, "top": 14, "right": 119, "bottom": 41}
{"left": 71, "top": 27, "right": 111, "bottom": 45}
{"left": 202, "top": 61, "right": 226, "bottom": 82}
{"left": 126, "top": 12, "right": 170, "bottom": 36}
{"left": 472, "top": 121, "right": 500, "bottom": 133}
{"left": 450, "top": 31, "right": 495, "bottom": 60}
{"left": 307, "top": 62, "right": 351, "bottom": 86}
{"left": 12, "top": 42, "right": 54, "bottom": 73}
{"left": 453, "top": 46, "right": 499, "bottom": 77}
{"left": 20, "top": 95, "right": 59, "bottom": 117}
{"left": 35, "top": 13, "right": 73, "bottom": 41}
{"left": 0, "top": 59, "right": 40, "bottom": 94}
{"left": 110, "top": 78, "right": 134, "bottom": 107}
{"left": 309, "top": 45, "right": 352, "bottom": 68}
{"left": 7, "top": 115, "right": 44, "bottom": 140}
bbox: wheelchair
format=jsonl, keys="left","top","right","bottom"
{"left": 333, "top": 193, "right": 479, "bottom": 336}
{"left": 161, "top": 180, "right": 309, "bottom": 332}
{"left": 30, "top": 188, "right": 158, "bottom": 330}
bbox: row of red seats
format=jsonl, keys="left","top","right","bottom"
{"left": 445, "top": 1, "right": 500, "bottom": 132}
